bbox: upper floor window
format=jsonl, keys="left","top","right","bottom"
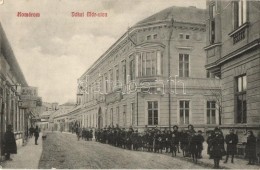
{"left": 236, "top": 75, "right": 247, "bottom": 123}
{"left": 109, "top": 69, "right": 113, "bottom": 91}
{"left": 153, "top": 34, "right": 158, "bottom": 39}
{"left": 129, "top": 59, "right": 135, "bottom": 81}
{"left": 234, "top": 0, "right": 247, "bottom": 29}
{"left": 104, "top": 73, "right": 108, "bottom": 93}
{"left": 209, "top": 3, "right": 216, "bottom": 44}
{"left": 138, "top": 51, "right": 161, "bottom": 77}
{"left": 179, "top": 33, "right": 184, "bottom": 39}
{"left": 147, "top": 35, "right": 151, "bottom": 40}
{"left": 186, "top": 35, "right": 190, "bottom": 40}
{"left": 122, "top": 60, "right": 126, "bottom": 84}
{"left": 179, "top": 54, "right": 189, "bottom": 77}
{"left": 115, "top": 65, "right": 119, "bottom": 82}
{"left": 207, "top": 70, "right": 215, "bottom": 78}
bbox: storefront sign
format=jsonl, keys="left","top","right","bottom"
{"left": 21, "top": 86, "right": 38, "bottom": 97}
{"left": 105, "top": 92, "right": 122, "bottom": 104}
{"left": 18, "top": 100, "right": 37, "bottom": 109}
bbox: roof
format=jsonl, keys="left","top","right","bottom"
{"left": 60, "top": 102, "right": 76, "bottom": 106}
{"left": 0, "top": 22, "right": 28, "bottom": 86}
{"left": 135, "top": 6, "right": 206, "bottom": 26}
{"left": 79, "top": 6, "right": 206, "bottom": 79}
{"left": 40, "top": 110, "right": 55, "bottom": 117}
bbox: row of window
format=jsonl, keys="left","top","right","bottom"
{"left": 147, "top": 100, "right": 217, "bottom": 125}
{"left": 147, "top": 34, "right": 191, "bottom": 40}
{"left": 179, "top": 33, "right": 190, "bottom": 40}
{"left": 147, "top": 34, "right": 158, "bottom": 40}
{"left": 100, "top": 100, "right": 218, "bottom": 127}
{"left": 105, "top": 104, "right": 130, "bottom": 127}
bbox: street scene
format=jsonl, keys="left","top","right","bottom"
{"left": 0, "top": 0, "right": 260, "bottom": 169}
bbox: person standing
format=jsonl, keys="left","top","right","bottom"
{"left": 245, "top": 130, "right": 257, "bottom": 165}
{"left": 29, "top": 126, "right": 34, "bottom": 138}
{"left": 3, "top": 125, "right": 17, "bottom": 161}
{"left": 189, "top": 131, "right": 199, "bottom": 163}
{"left": 207, "top": 131, "right": 215, "bottom": 159}
{"left": 197, "top": 130, "right": 204, "bottom": 159}
{"left": 172, "top": 125, "right": 180, "bottom": 153}
{"left": 211, "top": 128, "right": 225, "bottom": 169}
{"left": 34, "top": 126, "right": 40, "bottom": 145}
{"left": 224, "top": 129, "right": 238, "bottom": 163}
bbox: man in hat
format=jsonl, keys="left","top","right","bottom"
{"left": 224, "top": 128, "right": 238, "bottom": 163}
{"left": 211, "top": 128, "right": 225, "bottom": 168}
{"left": 3, "top": 125, "right": 17, "bottom": 160}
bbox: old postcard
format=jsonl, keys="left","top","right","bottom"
{"left": 0, "top": 0, "right": 259, "bottom": 169}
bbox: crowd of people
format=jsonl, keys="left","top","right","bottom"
{"left": 74, "top": 124, "right": 258, "bottom": 169}
{"left": 93, "top": 124, "right": 205, "bottom": 163}
{"left": 74, "top": 127, "right": 94, "bottom": 141}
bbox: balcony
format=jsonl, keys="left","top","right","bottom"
{"left": 228, "top": 22, "right": 249, "bottom": 45}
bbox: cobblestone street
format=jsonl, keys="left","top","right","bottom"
{"left": 38, "top": 132, "right": 206, "bottom": 169}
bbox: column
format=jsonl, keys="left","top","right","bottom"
{"left": 157, "top": 51, "right": 161, "bottom": 75}
{"left": 135, "top": 54, "right": 139, "bottom": 77}
{"left": 6, "top": 91, "right": 10, "bottom": 125}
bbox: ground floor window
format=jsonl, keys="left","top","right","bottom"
{"left": 180, "top": 100, "right": 189, "bottom": 124}
{"left": 236, "top": 75, "right": 247, "bottom": 123}
{"left": 110, "top": 108, "right": 113, "bottom": 126}
{"left": 116, "top": 107, "right": 119, "bottom": 125}
{"left": 148, "top": 101, "right": 158, "bottom": 125}
{"left": 123, "top": 105, "right": 126, "bottom": 127}
{"left": 131, "top": 103, "right": 135, "bottom": 125}
{"left": 207, "top": 101, "right": 216, "bottom": 124}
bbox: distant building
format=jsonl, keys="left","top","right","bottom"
{"left": 205, "top": 0, "right": 260, "bottom": 156}
{"left": 50, "top": 102, "right": 75, "bottom": 131}
{"left": 37, "top": 102, "right": 59, "bottom": 130}
{"left": 70, "top": 6, "right": 221, "bottom": 132}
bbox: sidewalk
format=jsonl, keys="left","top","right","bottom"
{"left": 162, "top": 142, "right": 260, "bottom": 169}
{"left": 1, "top": 134, "right": 43, "bottom": 169}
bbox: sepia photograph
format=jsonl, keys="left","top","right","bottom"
{"left": 0, "top": 0, "right": 259, "bottom": 169}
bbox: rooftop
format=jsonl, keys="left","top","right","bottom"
{"left": 0, "top": 22, "right": 28, "bottom": 86}
{"left": 135, "top": 6, "right": 206, "bottom": 26}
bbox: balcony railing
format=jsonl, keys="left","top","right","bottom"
{"left": 229, "top": 22, "right": 249, "bottom": 45}
{"left": 233, "top": 29, "right": 245, "bottom": 44}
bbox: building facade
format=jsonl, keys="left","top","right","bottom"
{"left": 205, "top": 0, "right": 260, "bottom": 155}
{"left": 72, "top": 6, "right": 221, "bottom": 132}
{"left": 50, "top": 102, "right": 75, "bottom": 131}
{"left": 0, "top": 23, "right": 40, "bottom": 159}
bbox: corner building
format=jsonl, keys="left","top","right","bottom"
{"left": 205, "top": 0, "right": 260, "bottom": 155}
{"left": 74, "top": 6, "right": 221, "bottom": 131}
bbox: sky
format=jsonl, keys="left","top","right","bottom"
{"left": 0, "top": 0, "right": 206, "bottom": 104}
